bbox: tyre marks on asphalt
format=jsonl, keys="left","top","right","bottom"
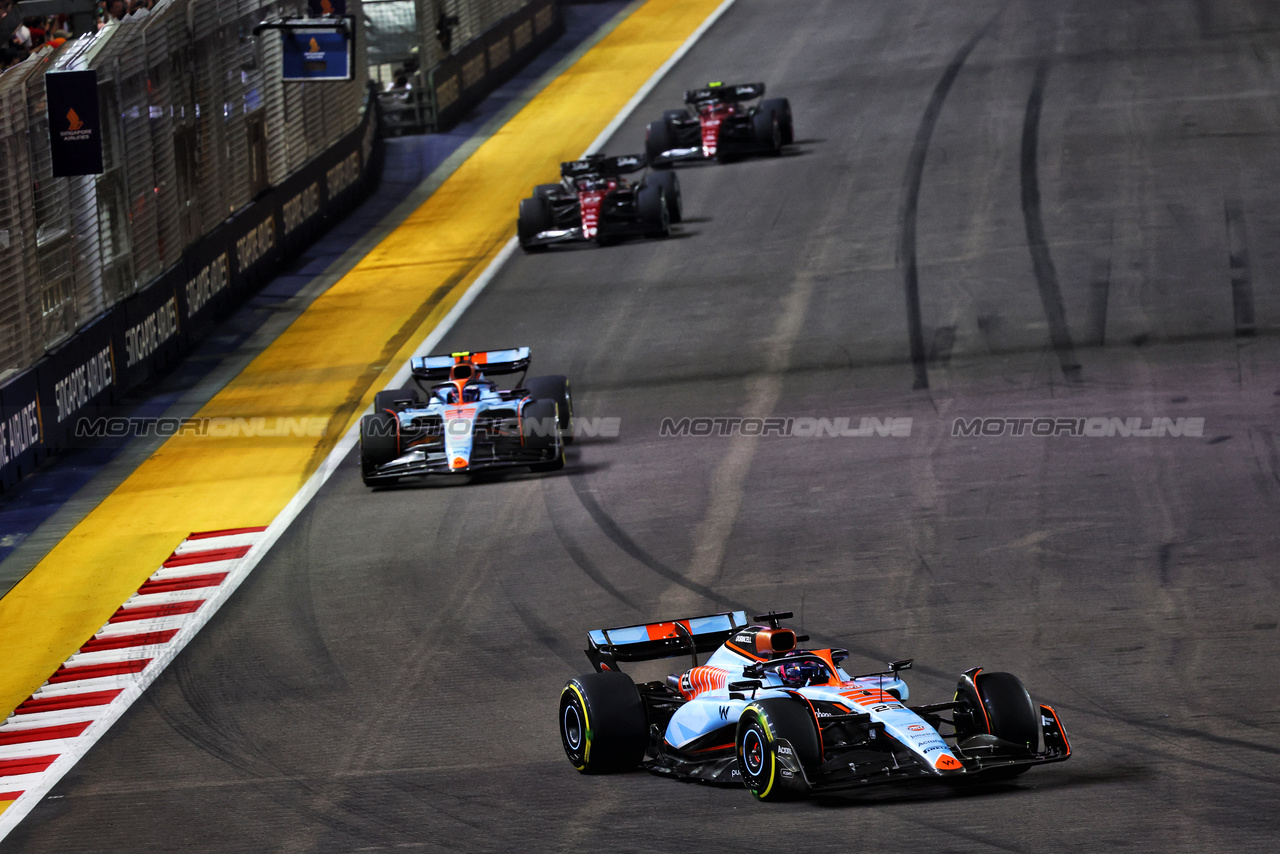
{"left": 565, "top": 474, "right": 722, "bottom": 606}
{"left": 668, "top": 264, "right": 818, "bottom": 615}
{"left": 1087, "top": 253, "right": 1112, "bottom": 347}
{"left": 540, "top": 475, "right": 643, "bottom": 612}
{"left": 1224, "top": 198, "right": 1257, "bottom": 338}
{"left": 897, "top": 11, "right": 1002, "bottom": 390}
{"left": 1020, "top": 56, "right": 1082, "bottom": 382}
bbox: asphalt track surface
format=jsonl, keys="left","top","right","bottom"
{"left": 7, "top": 0, "right": 1280, "bottom": 851}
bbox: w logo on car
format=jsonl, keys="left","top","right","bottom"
{"left": 718, "top": 705, "right": 730, "bottom": 720}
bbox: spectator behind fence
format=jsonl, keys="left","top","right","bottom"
{"left": 10, "top": 20, "right": 31, "bottom": 49}
{"left": 96, "top": 0, "right": 127, "bottom": 22}
{"left": 0, "top": 45, "right": 24, "bottom": 71}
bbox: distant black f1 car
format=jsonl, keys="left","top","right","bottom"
{"left": 517, "top": 154, "right": 681, "bottom": 252}
{"left": 645, "top": 82, "right": 793, "bottom": 166}
{"left": 559, "top": 610, "right": 1070, "bottom": 801}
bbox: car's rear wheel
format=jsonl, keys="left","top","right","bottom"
{"left": 559, "top": 672, "right": 647, "bottom": 773}
{"left": 646, "top": 171, "right": 682, "bottom": 224}
{"left": 637, "top": 184, "right": 670, "bottom": 238}
{"left": 761, "top": 97, "right": 793, "bottom": 145}
{"left": 736, "top": 698, "right": 819, "bottom": 801}
{"left": 525, "top": 375, "right": 573, "bottom": 443}
{"left": 374, "top": 387, "right": 418, "bottom": 413}
{"left": 360, "top": 412, "right": 400, "bottom": 486}
{"left": 518, "top": 196, "right": 552, "bottom": 253}
{"left": 645, "top": 119, "right": 675, "bottom": 167}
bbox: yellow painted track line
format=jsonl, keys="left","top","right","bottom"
{"left": 0, "top": 0, "right": 728, "bottom": 720}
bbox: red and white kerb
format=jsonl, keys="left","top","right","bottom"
{"left": 0, "top": 527, "right": 267, "bottom": 831}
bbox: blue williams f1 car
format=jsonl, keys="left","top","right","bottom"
{"left": 359, "top": 348, "right": 571, "bottom": 486}
{"left": 559, "top": 611, "right": 1070, "bottom": 800}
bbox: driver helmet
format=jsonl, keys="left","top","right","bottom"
{"left": 778, "top": 653, "right": 826, "bottom": 688}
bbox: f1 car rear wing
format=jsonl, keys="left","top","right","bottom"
{"left": 560, "top": 154, "right": 647, "bottom": 178}
{"left": 410, "top": 347, "right": 531, "bottom": 382}
{"left": 684, "top": 81, "right": 765, "bottom": 104}
{"left": 585, "top": 611, "right": 748, "bottom": 673}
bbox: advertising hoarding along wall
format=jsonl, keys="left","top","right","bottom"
{"left": 0, "top": 93, "right": 384, "bottom": 491}
{"left": 45, "top": 70, "right": 104, "bottom": 177}
{"left": 280, "top": 20, "right": 356, "bottom": 82}
{"left": 429, "top": 0, "right": 564, "bottom": 131}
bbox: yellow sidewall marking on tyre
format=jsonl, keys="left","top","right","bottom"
{"left": 565, "top": 683, "right": 593, "bottom": 768}
{"left": 0, "top": 0, "right": 729, "bottom": 720}
{"left": 744, "top": 708, "right": 777, "bottom": 799}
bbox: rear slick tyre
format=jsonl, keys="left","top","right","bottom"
{"left": 559, "top": 672, "right": 647, "bottom": 773}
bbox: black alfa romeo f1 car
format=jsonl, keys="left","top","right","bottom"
{"left": 559, "top": 611, "right": 1070, "bottom": 801}
{"left": 645, "top": 82, "right": 793, "bottom": 166}
{"left": 517, "top": 154, "right": 681, "bottom": 251}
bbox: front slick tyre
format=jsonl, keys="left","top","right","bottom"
{"left": 736, "top": 699, "right": 819, "bottom": 801}
{"left": 559, "top": 672, "right": 647, "bottom": 774}
{"left": 360, "top": 412, "right": 399, "bottom": 487}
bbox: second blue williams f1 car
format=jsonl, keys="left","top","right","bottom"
{"left": 359, "top": 348, "right": 571, "bottom": 486}
{"left": 559, "top": 611, "right": 1070, "bottom": 801}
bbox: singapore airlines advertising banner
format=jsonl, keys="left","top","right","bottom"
{"left": 281, "top": 24, "right": 353, "bottom": 82}
{"left": 46, "top": 70, "right": 104, "bottom": 177}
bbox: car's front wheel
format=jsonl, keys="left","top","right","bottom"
{"left": 954, "top": 669, "right": 1039, "bottom": 779}
{"left": 646, "top": 171, "right": 682, "bottom": 224}
{"left": 645, "top": 118, "right": 676, "bottom": 166}
{"left": 761, "top": 97, "right": 793, "bottom": 145}
{"left": 753, "top": 108, "right": 782, "bottom": 155}
{"left": 637, "top": 185, "right": 670, "bottom": 238}
{"left": 523, "top": 399, "right": 564, "bottom": 471}
{"left": 525, "top": 375, "right": 573, "bottom": 443}
{"left": 360, "top": 412, "right": 400, "bottom": 486}
{"left": 518, "top": 196, "right": 552, "bottom": 253}
{"left": 736, "top": 698, "right": 819, "bottom": 801}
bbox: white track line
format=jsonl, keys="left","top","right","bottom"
{"left": 0, "top": 0, "right": 739, "bottom": 837}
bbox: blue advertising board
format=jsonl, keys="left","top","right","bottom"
{"left": 281, "top": 21, "right": 353, "bottom": 82}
